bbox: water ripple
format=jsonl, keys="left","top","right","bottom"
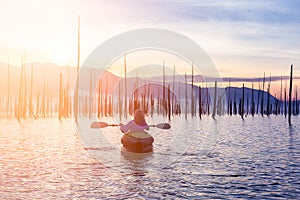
{"left": 0, "top": 116, "right": 299, "bottom": 199}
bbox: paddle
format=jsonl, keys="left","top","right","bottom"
{"left": 90, "top": 121, "right": 171, "bottom": 129}
{"left": 149, "top": 123, "right": 171, "bottom": 129}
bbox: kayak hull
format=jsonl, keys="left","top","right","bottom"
{"left": 121, "top": 132, "right": 154, "bottom": 153}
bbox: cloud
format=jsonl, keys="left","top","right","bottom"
{"left": 141, "top": 0, "right": 300, "bottom": 75}
{"left": 156, "top": 0, "right": 300, "bottom": 23}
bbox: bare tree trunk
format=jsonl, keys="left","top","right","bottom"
{"left": 36, "top": 92, "right": 40, "bottom": 117}
{"left": 241, "top": 83, "right": 244, "bottom": 120}
{"left": 118, "top": 80, "right": 122, "bottom": 121}
{"left": 50, "top": 96, "right": 52, "bottom": 117}
{"left": 227, "top": 80, "right": 231, "bottom": 115}
{"left": 89, "top": 68, "right": 93, "bottom": 118}
{"left": 172, "top": 66, "right": 175, "bottom": 115}
{"left": 284, "top": 87, "right": 287, "bottom": 118}
{"left": 256, "top": 80, "right": 260, "bottom": 114}
{"left": 42, "top": 78, "right": 46, "bottom": 118}
{"left": 251, "top": 82, "right": 255, "bottom": 116}
{"left": 185, "top": 73, "right": 187, "bottom": 120}
{"left": 17, "top": 57, "right": 24, "bottom": 121}
{"left": 105, "top": 76, "right": 108, "bottom": 117}
{"left": 178, "top": 80, "right": 181, "bottom": 115}
{"left": 280, "top": 75, "right": 283, "bottom": 114}
{"left": 29, "top": 66, "right": 33, "bottom": 118}
{"left": 7, "top": 59, "right": 10, "bottom": 117}
{"left": 261, "top": 73, "right": 265, "bottom": 116}
{"left": 199, "top": 86, "right": 202, "bottom": 119}
{"left": 191, "top": 65, "right": 194, "bottom": 117}
{"left": 212, "top": 81, "right": 217, "bottom": 119}
{"left": 162, "top": 61, "right": 165, "bottom": 116}
{"left": 168, "top": 85, "right": 171, "bottom": 121}
{"left": 59, "top": 74, "right": 63, "bottom": 121}
{"left": 296, "top": 86, "right": 299, "bottom": 115}
{"left": 22, "top": 59, "right": 27, "bottom": 119}
{"left": 97, "top": 80, "right": 101, "bottom": 118}
{"left": 267, "top": 83, "right": 270, "bottom": 116}
{"left": 288, "top": 65, "right": 293, "bottom": 125}
{"left": 184, "top": 74, "right": 188, "bottom": 120}
{"left": 74, "top": 15, "right": 80, "bottom": 123}
{"left": 124, "top": 54, "right": 127, "bottom": 118}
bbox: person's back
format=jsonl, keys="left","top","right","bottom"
{"left": 120, "top": 120, "right": 149, "bottom": 133}
{"left": 120, "top": 109, "right": 149, "bottom": 133}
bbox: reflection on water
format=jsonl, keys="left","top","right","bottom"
{"left": 0, "top": 116, "right": 299, "bottom": 199}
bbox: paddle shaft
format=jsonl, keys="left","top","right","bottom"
{"left": 107, "top": 124, "right": 159, "bottom": 127}
{"left": 90, "top": 121, "right": 170, "bottom": 129}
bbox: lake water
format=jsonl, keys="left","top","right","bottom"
{"left": 0, "top": 115, "right": 299, "bottom": 199}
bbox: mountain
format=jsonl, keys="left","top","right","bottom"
{"left": 0, "top": 62, "right": 297, "bottom": 109}
{"left": 0, "top": 62, "right": 77, "bottom": 98}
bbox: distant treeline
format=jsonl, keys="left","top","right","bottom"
{"left": 1, "top": 75, "right": 299, "bottom": 121}
{"left": 0, "top": 60, "right": 298, "bottom": 125}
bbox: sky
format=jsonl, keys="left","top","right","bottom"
{"left": 0, "top": 0, "right": 299, "bottom": 78}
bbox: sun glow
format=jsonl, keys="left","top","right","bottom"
{"left": 52, "top": 49, "right": 75, "bottom": 66}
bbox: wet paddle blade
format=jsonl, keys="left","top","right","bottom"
{"left": 90, "top": 122, "right": 109, "bottom": 128}
{"left": 155, "top": 123, "right": 171, "bottom": 129}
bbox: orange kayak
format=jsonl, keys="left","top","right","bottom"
{"left": 121, "top": 132, "right": 154, "bottom": 153}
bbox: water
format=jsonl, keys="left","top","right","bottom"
{"left": 0, "top": 116, "right": 299, "bottom": 199}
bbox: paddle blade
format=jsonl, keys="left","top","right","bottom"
{"left": 90, "top": 122, "right": 109, "bottom": 128}
{"left": 155, "top": 123, "right": 171, "bottom": 129}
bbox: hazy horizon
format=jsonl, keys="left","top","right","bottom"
{"left": 0, "top": 62, "right": 299, "bottom": 100}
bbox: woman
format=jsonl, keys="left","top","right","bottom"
{"left": 120, "top": 109, "right": 153, "bottom": 153}
{"left": 120, "top": 109, "right": 149, "bottom": 133}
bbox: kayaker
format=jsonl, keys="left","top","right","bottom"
{"left": 120, "top": 109, "right": 149, "bottom": 133}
